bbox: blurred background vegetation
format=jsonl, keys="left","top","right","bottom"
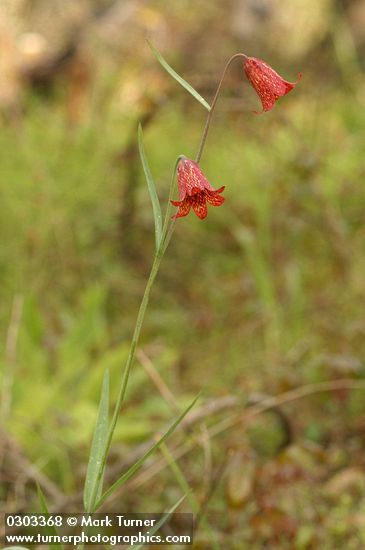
{"left": 1, "top": 0, "right": 365, "bottom": 547}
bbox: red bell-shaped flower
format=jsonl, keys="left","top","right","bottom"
{"left": 244, "top": 57, "right": 301, "bottom": 113}
{"left": 171, "top": 158, "right": 225, "bottom": 220}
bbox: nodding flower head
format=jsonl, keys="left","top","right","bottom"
{"left": 244, "top": 57, "right": 301, "bottom": 113}
{"left": 171, "top": 158, "right": 225, "bottom": 220}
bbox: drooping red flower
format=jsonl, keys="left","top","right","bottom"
{"left": 244, "top": 57, "right": 301, "bottom": 113}
{"left": 171, "top": 158, "right": 225, "bottom": 220}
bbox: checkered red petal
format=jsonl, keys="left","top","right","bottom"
{"left": 177, "top": 158, "right": 216, "bottom": 199}
{"left": 172, "top": 197, "right": 192, "bottom": 219}
{"left": 206, "top": 189, "right": 225, "bottom": 206}
{"left": 172, "top": 158, "right": 225, "bottom": 220}
{"left": 191, "top": 193, "right": 208, "bottom": 220}
{"left": 244, "top": 57, "right": 300, "bottom": 113}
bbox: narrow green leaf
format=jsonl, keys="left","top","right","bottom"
{"left": 126, "top": 493, "right": 188, "bottom": 550}
{"left": 138, "top": 124, "right": 163, "bottom": 249}
{"left": 36, "top": 484, "right": 64, "bottom": 550}
{"left": 83, "top": 368, "right": 109, "bottom": 512}
{"left": 160, "top": 444, "right": 221, "bottom": 550}
{"left": 147, "top": 40, "right": 211, "bottom": 111}
{"left": 96, "top": 393, "right": 200, "bottom": 509}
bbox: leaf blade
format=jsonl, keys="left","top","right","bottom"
{"left": 159, "top": 444, "right": 221, "bottom": 550}
{"left": 83, "top": 368, "right": 109, "bottom": 512}
{"left": 126, "top": 493, "right": 188, "bottom": 550}
{"left": 36, "top": 484, "right": 64, "bottom": 550}
{"left": 138, "top": 124, "right": 163, "bottom": 249}
{"left": 148, "top": 40, "right": 211, "bottom": 111}
{"left": 96, "top": 393, "right": 200, "bottom": 509}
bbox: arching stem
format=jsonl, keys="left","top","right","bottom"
{"left": 196, "top": 53, "right": 248, "bottom": 164}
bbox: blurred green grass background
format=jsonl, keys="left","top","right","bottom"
{"left": 1, "top": 0, "right": 365, "bottom": 547}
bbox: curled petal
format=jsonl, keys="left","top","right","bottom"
{"left": 206, "top": 190, "right": 225, "bottom": 206}
{"left": 171, "top": 198, "right": 191, "bottom": 219}
{"left": 191, "top": 193, "right": 208, "bottom": 220}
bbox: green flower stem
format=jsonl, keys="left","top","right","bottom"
{"left": 195, "top": 53, "right": 248, "bottom": 164}
{"left": 86, "top": 157, "right": 181, "bottom": 514}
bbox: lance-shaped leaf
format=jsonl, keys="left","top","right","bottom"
{"left": 36, "top": 484, "right": 64, "bottom": 549}
{"left": 126, "top": 493, "right": 189, "bottom": 550}
{"left": 95, "top": 394, "right": 200, "bottom": 509}
{"left": 160, "top": 443, "right": 221, "bottom": 550}
{"left": 83, "top": 368, "right": 109, "bottom": 512}
{"left": 138, "top": 124, "right": 163, "bottom": 249}
{"left": 148, "top": 40, "right": 211, "bottom": 112}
